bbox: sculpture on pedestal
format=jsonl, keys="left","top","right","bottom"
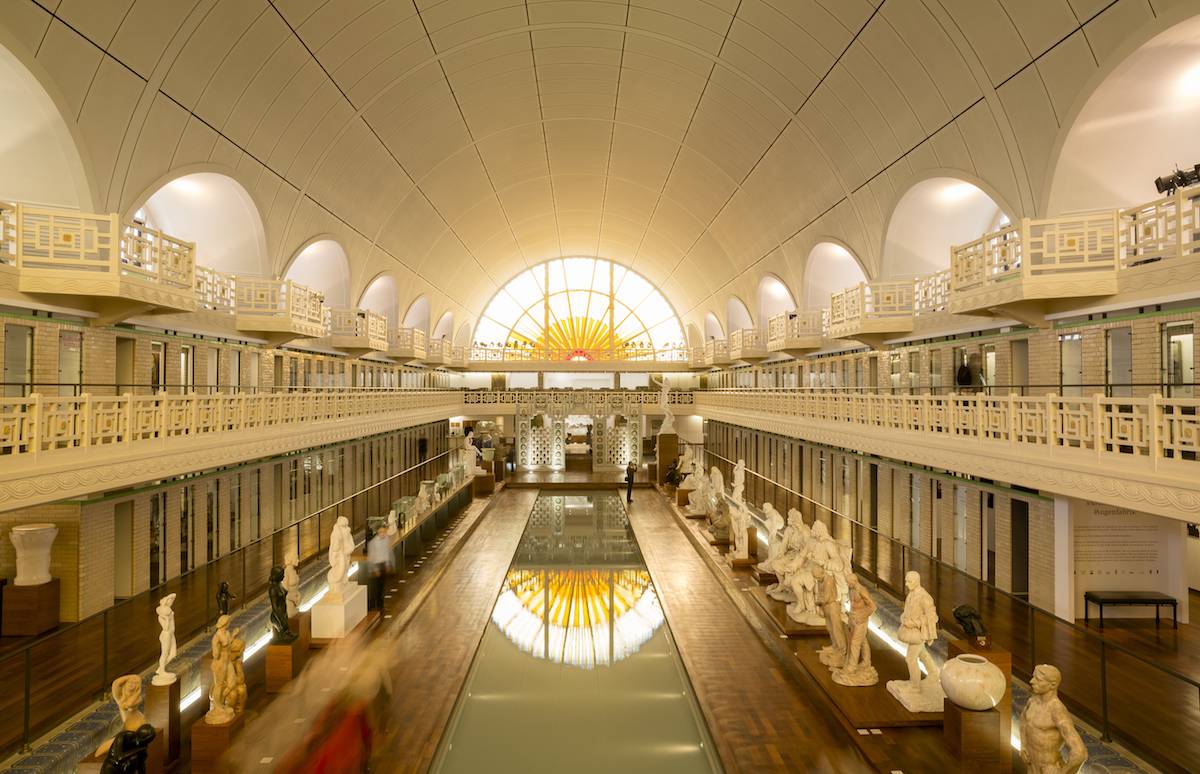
{"left": 96, "top": 674, "right": 156, "bottom": 770}
{"left": 206, "top": 615, "right": 236, "bottom": 724}
{"left": 766, "top": 509, "right": 811, "bottom": 601}
{"left": 386, "top": 508, "right": 399, "bottom": 537}
{"left": 225, "top": 629, "right": 247, "bottom": 715}
{"left": 653, "top": 377, "right": 676, "bottom": 435}
{"left": 886, "top": 571, "right": 944, "bottom": 713}
{"left": 808, "top": 521, "right": 852, "bottom": 600}
{"left": 832, "top": 575, "right": 878, "bottom": 686}
{"left": 814, "top": 565, "right": 848, "bottom": 668}
{"left": 10, "top": 523, "right": 58, "bottom": 586}
{"left": 283, "top": 553, "right": 300, "bottom": 618}
{"left": 215, "top": 581, "right": 235, "bottom": 616}
{"left": 758, "top": 503, "right": 787, "bottom": 574}
{"left": 685, "top": 468, "right": 710, "bottom": 514}
{"left": 1019, "top": 664, "right": 1087, "bottom": 774}
{"left": 413, "top": 483, "right": 433, "bottom": 515}
{"left": 268, "top": 566, "right": 297, "bottom": 644}
{"left": 664, "top": 459, "right": 681, "bottom": 487}
{"left": 152, "top": 593, "right": 177, "bottom": 686}
{"left": 952, "top": 604, "right": 989, "bottom": 647}
{"left": 730, "top": 459, "right": 746, "bottom": 503}
{"left": 678, "top": 444, "right": 695, "bottom": 476}
{"left": 729, "top": 501, "right": 752, "bottom": 560}
{"left": 704, "top": 467, "right": 729, "bottom": 540}
{"left": 326, "top": 516, "right": 355, "bottom": 602}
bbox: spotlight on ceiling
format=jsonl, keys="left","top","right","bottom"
{"left": 1154, "top": 164, "right": 1200, "bottom": 195}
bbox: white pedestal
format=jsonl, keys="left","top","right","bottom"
{"left": 311, "top": 585, "right": 367, "bottom": 639}
{"left": 886, "top": 678, "right": 946, "bottom": 713}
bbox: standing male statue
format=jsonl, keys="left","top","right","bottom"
{"left": 886, "top": 571, "right": 944, "bottom": 712}
{"left": 1019, "top": 664, "right": 1088, "bottom": 774}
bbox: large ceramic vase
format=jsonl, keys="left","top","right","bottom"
{"left": 10, "top": 523, "right": 58, "bottom": 586}
{"left": 939, "top": 654, "right": 1007, "bottom": 710}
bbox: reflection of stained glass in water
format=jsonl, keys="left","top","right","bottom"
{"left": 491, "top": 568, "right": 664, "bottom": 669}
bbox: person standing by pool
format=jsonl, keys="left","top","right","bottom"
{"left": 625, "top": 461, "right": 637, "bottom": 503}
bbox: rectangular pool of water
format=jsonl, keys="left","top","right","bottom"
{"left": 431, "top": 492, "right": 720, "bottom": 774}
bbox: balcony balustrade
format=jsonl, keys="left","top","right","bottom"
{"left": 689, "top": 346, "right": 707, "bottom": 369}
{"left": 1, "top": 201, "right": 196, "bottom": 324}
{"left": 325, "top": 308, "right": 389, "bottom": 355}
{"left": 703, "top": 339, "right": 730, "bottom": 366}
{"left": 950, "top": 212, "right": 1120, "bottom": 325}
{"left": 728, "top": 328, "right": 767, "bottom": 362}
{"left": 234, "top": 278, "right": 326, "bottom": 346}
{"left": 450, "top": 345, "right": 468, "bottom": 369}
{"left": 194, "top": 266, "right": 235, "bottom": 314}
{"left": 425, "top": 337, "right": 450, "bottom": 366}
{"left": 388, "top": 326, "right": 427, "bottom": 363}
{"left": 827, "top": 280, "right": 915, "bottom": 347}
{"left": 1116, "top": 184, "right": 1200, "bottom": 296}
{"left": 913, "top": 270, "right": 950, "bottom": 317}
{"left": 767, "top": 311, "right": 825, "bottom": 356}
{"left": 465, "top": 344, "right": 691, "bottom": 366}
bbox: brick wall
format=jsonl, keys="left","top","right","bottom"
{"left": 1028, "top": 500, "right": 1056, "bottom": 612}
{"left": 0, "top": 504, "right": 81, "bottom": 621}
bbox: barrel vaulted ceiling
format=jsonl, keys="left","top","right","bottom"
{"left": 1, "top": 0, "right": 1187, "bottom": 329}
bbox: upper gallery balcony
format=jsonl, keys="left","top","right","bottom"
{"left": 728, "top": 328, "right": 767, "bottom": 362}
{"left": 464, "top": 343, "right": 692, "bottom": 371}
{"left": 450, "top": 345, "right": 469, "bottom": 369}
{"left": 234, "top": 277, "right": 326, "bottom": 346}
{"left": 424, "top": 337, "right": 450, "bottom": 366}
{"left": 827, "top": 280, "right": 914, "bottom": 348}
{"left": 388, "top": 326, "right": 427, "bottom": 363}
{"left": 325, "top": 308, "right": 389, "bottom": 356}
{"left": 767, "top": 310, "right": 825, "bottom": 356}
{"left": 949, "top": 212, "right": 1119, "bottom": 325}
{"left": 1115, "top": 184, "right": 1200, "bottom": 298}
{"left": 194, "top": 265, "right": 235, "bottom": 315}
{"left": 703, "top": 338, "right": 730, "bottom": 366}
{"left": 1, "top": 201, "right": 196, "bottom": 325}
{"left": 689, "top": 346, "right": 707, "bottom": 369}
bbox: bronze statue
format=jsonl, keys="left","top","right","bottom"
{"left": 268, "top": 566, "right": 297, "bottom": 643}
{"left": 216, "top": 581, "right": 236, "bottom": 616}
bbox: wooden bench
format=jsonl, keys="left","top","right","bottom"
{"left": 1083, "top": 590, "right": 1178, "bottom": 630}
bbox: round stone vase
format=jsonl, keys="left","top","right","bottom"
{"left": 939, "top": 654, "right": 1007, "bottom": 710}
{"left": 10, "top": 523, "right": 58, "bottom": 586}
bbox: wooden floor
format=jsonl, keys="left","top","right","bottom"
{"left": 627, "top": 492, "right": 874, "bottom": 773}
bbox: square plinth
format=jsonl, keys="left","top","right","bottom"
{"left": 267, "top": 616, "right": 310, "bottom": 693}
{"left": 2, "top": 579, "right": 60, "bottom": 636}
{"left": 145, "top": 679, "right": 181, "bottom": 762}
{"left": 191, "top": 713, "right": 244, "bottom": 774}
{"left": 944, "top": 704, "right": 1005, "bottom": 772}
{"left": 473, "top": 474, "right": 495, "bottom": 496}
{"left": 676, "top": 488, "right": 691, "bottom": 507}
{"left": 311, "top": 585, "right": 367, "bottom": 640}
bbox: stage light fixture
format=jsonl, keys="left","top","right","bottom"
{"left": 1154, "top": 164, "right": 1200, "bottom": 195}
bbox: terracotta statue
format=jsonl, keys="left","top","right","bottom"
{"left": 1019, "top": 664, "right": 1087, "bottom": 774}
{"left": 326, "top": 516, "right": 355, "bottom": 602}
{"left": 96, "top": 674, "right": 155, "bottom": 765}
{"left": 283, "top": 552, "right": 301, "bottom": 617}
{"left": 206, "top": 615, "right": 235, "bottom": 724}
{"left": 225, "top": 629, "right": 247, "bottom": 716}
{"left": 886, "top": 571, "right": 944, "bottom": 712}
{"left": 215, "top": 581, "right": 235, "bottom": 616}
{"left": 814, "top": 565, "right": 848, "bottom": 668}
{"left": 268, "top": 565, "right": 297, "bottom": 643}
{"left": 832, "top": 575, "right": 878, "bottom": 686}
{"left": 152, "top": 593, "right": 177, "bottom": 686}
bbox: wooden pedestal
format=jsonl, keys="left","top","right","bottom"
{"left": 145, "top": 679, "right": 181, "bottom": 762}
{"left": 947, "top": 638, "right": 1012, "bottom": 771}
{"left": 726, "top": 527, "right": 759, "bottom": 568}
{"left": 473, "top": 473, "right": 495, "bottom": 496}
{"left": 78, "top": 728, "right": 164, "bottom": 774}
{"left": 676, "top": 488, "right": 691, "bottom": 507}
{"left": 656, "top": 434, "right": 678, "bottom": 484}
{"left": 267, "top": 638, "right": 307, "bottom": 693}
{"left": 2, "top": 579, "right": 59, "bottom": 636}
{"left": 191, "top": 712, "right": 244, "bottom": 774}
{"left": 944, "top": 704, "right": 1004, "bottom": 772}
{"left": 752, "top": 566, "right": 778, "bottom": 585}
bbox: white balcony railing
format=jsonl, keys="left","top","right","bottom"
{"left": 234, "top": 277, "right": 326, "bottom": 339}
{"left": 0, "top": 390, "right": 460, "bottom": 458}
{"left": 326, "top": 308, "right": 389, "bottom": 352}
{"left": 194, "top": 266, "right": 235, "bottom": 313}
{"left": 389, "top": 327, "right": 427, "bottom": 361}
{"left": 729, "top": 328, "right": 767, "bottom": 361}
{"left": 463, "top": 389, "right": 694, "bottom": 415}
{"left": 450, "top": 345, "right": 468, "bottom": 368}
{"left": 703, "top": 339, "right": 730, "bottom": 366}
{"left": 827, "top": 280, "right": 915, "bottom": 340}
{"left": 466, "top": 344, "right": 691, "bottom": 363}
{"left": 914, "top": 269, "right": 950, "bottom": 316}
{"left": 1118, "top": 185, "right": 1200, "bottom": 269}
{"left": 426, "top": 338, "right": 449, "bottom": 365}
{"left": 767, "top": 311, "right": 825, "bottom": 353}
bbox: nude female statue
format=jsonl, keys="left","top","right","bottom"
{"left": 152, "top": 593, "right": 177, "bottom": 686}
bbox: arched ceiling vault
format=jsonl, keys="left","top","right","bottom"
{"left": 2, "top": 1, "right": 1183, "bottom": 330}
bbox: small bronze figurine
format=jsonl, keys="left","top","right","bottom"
{"left": 268, "top": 566, "right": 297, "bottom": 643}
{"left": 216, "top": 581, "right": 236, "bottom": 616}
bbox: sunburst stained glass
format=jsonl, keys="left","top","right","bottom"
{"left": 473, "top": 258, "right": 685, "bottom": 359}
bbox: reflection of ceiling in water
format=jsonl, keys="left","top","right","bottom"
{"left": 492, "top": 568, "right": 664, "bottom": 669}
{"left": 516, "top": 494, "right": 642, "bottom": 566}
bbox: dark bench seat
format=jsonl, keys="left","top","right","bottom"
{"left": 1083, "top": 590, "right": 1178, "bottom": 630}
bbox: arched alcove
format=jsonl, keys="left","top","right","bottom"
{"left": 137, "top": 172, "right": 270, "bottom": 277}
{"left": 804, "top": 242, "right": 868, "bottom": 309}
{"left": 358, "top": 274, "right": 398, "bottom": 323}
{"left": 757, "top": 275, "right": 796, "bottom": 329}
{"left": 686, "top": 323, "right": 702, "bottom": 348}
{"left": 284, "top": 239, "right": 350, "bottom": 308}
{"left": 704, "top": 312, "right": 724, "bottom": 340}
{"left": 726, "top": 297, "right": 753, "bottom": 332}
{"left": 0, "top": 41, "right": 92, "bottom": 209}
{"left": 432, "top": 311, "right": 454, "bottom": 341}
{"left": 1047, "top": 15, "right": 1200, "bottom": 214}
{"left": 402, "top": 296, "right": 431, "bottom": 333}
{"left": 881, "top": 177, "right": 1009, "bottom": 279}
{"left": 454, "top": 322, "right": 472, "bottom": 346}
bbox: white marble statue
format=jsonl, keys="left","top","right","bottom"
{"left": 1019, "top": 664, "right": 1088, "bottom": 774}
{"left": 886, "top": 571, "right": 944, "bottom": 713}
{"left": 807, "top": 521, "right": 853, "bottom": 601}
{"left": 704, "top": 467, "right": 728, "bottom": 539}
{"left": 206, "top": 615, "right": 236, "bottom": 724}
{"left": 730, "top": 459, "right": 746, "bottom": 503}
{"left": 766, "top": 509, "right": 811, "bottom": 602}
{"left": 729, "top": 501, "right": 752, "bottom": 560}
{"left": 678, "top": 444, "right": 695, "bottom": 476}
{"left": 654, "top": 377, "right": 676, "bottom": 435}
{"left": 10, "top": 523, "right": 58, "bottom": 586}
{"left": 815, "top": 564, "right": 848, "bottom": 668}
{"left": 685, "top": 468, "right": 710, "bottom": 514}
{"left": 758, "top": 503, "right": 787, "bottom": 573}
{"left": 283, "top": 552, "right": 300, "bottom": 618}
{"left": 832, "top": 575, "right": 878, "bottom": 686}
{"left": 386, "top": 508, "right": 399, "bottom": 537}
{"left": 152, "top": 593, "right": 177, "bottom": 686}
{"left": 326, "top": 516, "right": 355, "bottom": 603}
{"left": 414, "top": 481, "right": 434, "bottom": 515}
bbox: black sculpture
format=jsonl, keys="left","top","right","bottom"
{"left": 100, "top": 724, "right": 156, "bottom": 774}
{"left": 268, "top": 566, "right": 297, "bottom": 644}
{"left": 953, "top": 604, "right": 989, "bottom": 646}
{"left": 216, "top": 581, "right": 236, "bottom": 616}
{"left": 664, "top": 460, "right": 681, "bottom": 487}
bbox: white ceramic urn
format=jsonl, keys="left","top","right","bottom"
{"left": 939, "top": 654, "right": 1007, "bottom": 711}
{"left": 10, "top": 523, "right": 58, "bottom": 586}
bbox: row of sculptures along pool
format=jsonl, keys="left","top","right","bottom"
{"left": 431, "top": 492, "right": 720, "bottom": 774}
